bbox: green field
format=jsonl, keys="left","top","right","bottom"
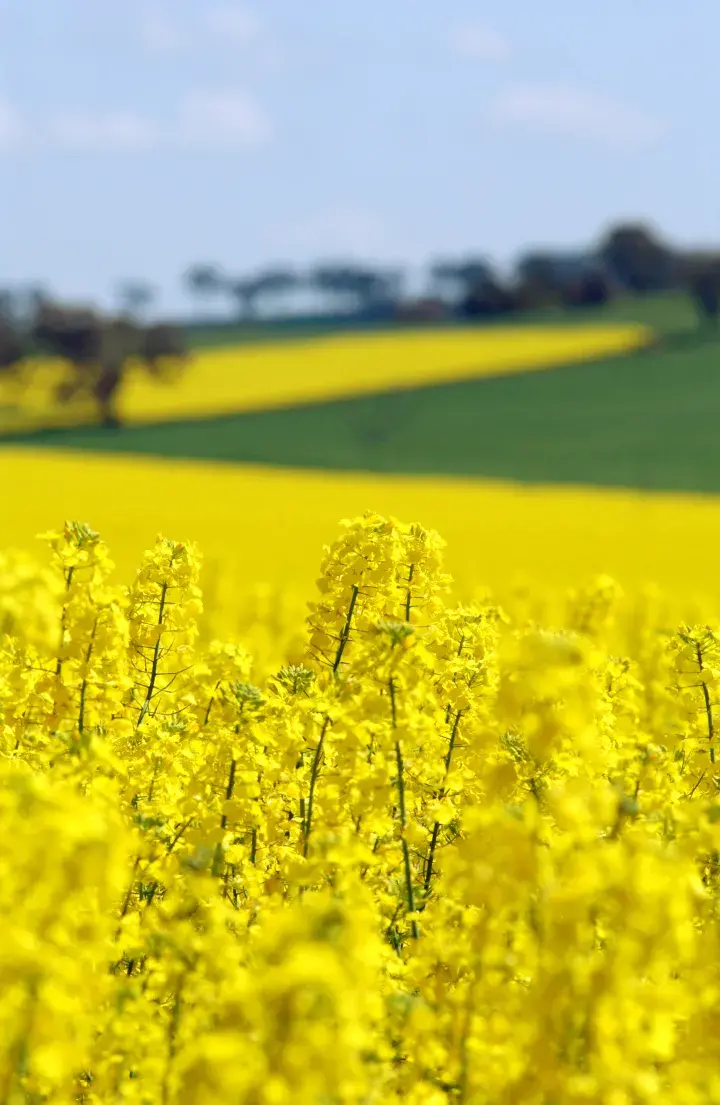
{"left": 5, "top": 293, "right": 720, "bottom": 495}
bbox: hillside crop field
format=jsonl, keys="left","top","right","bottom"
{"left": 4, "top": 296, "right": 719, "bottom": 614}
{"left": 0, "top": 322, "right": 650, "bottom": 434}
{"left": 2, "top": 295, "right": 720, "bottom": 612}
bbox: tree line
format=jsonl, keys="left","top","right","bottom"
{"left": 2, "top": 217, "right": 719, "bottom": 434}
{"left": 180, "top": 221, "right": 720, "bottom": 324}
{"left": 2, "top": 220, "right": 719, "bottom": 328}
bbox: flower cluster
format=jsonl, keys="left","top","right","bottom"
{"left": 3, "top": 513, "right": 720, "bottom": 1103}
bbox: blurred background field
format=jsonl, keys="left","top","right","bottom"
{"left": 0, "top": 322, "right": 650, "bottom": 433}
{"left": 2, "top": 2, "right": 720, "bottom": 632}
{"left": 3, "top": 440, "right": 720, "bottom": 647}
{"left": 3, "top": 286, "right": 720, "bottom": 629}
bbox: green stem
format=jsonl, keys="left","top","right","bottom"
{"left": 444, "top": 707, "right": 462, "bottom": 775}
{"left": 116, "top": 857, "right": 141, "bottom": 938}
{"left": 424, "top": 822, "right": 442, "bottom": 895}
{"left": 303, "top": 716, "right": 330, "bottom": 856}
{"left": 404, "top": 563, "right": 414, "bottom": 623}
{"left": 696, "top": 642, "right": 716, "bottom": 764}
{"left": 424, "top": 709, "right": 463, "bottom": 896}
{"left": 55, "top": 566, "right": 75, "bottom": 677}
{"left": 138, "top": 581, "right": 168, "bottom": 726}
{"left": 78, "top": 616, "right": 99, "bottom": 734}
{"left": 166, "top": 817, "right": 194, "bottom": 855}
{"left": 332, "top": 584, "right": 359, "bottom": 674}
{"left": 390, "top": 677, "right": 418, "bottom": 938}
{"left": 389, "top": 674, "right": 398, "bottom": 727}
{"left": 224, "top": 757, "right": 237, "bottom": 811}
{"left": 395, "top": 737, "right": 418, "bottom": 938}
{"left": 212, "top": 757, "right": 236, "bottom": 878}
{"left": 202, "top": 680, "right": 221, "bottom": 727}
{"left": 161, "top": 979, "right": 184, "bottom": 1105}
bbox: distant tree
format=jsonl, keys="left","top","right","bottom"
{"left": 32, "top": 302, "right": 105, "bottom": 367}
{"left": 0, "top": 284, "right": 51, "bottom": 325}
{"left": 228, "top": 277, "right": 262, "bottom": 319}
{"left": 116, "top": 281, "right": 156, "bottom": 319}
{"left": 309, "top": 264, "right": 349, "bottom": 309}
{"left": 349, "top": 268, "right": 392, "bottom": 308}
{"left": 183, "top": 264, "right": 227, "bottom": 314}
{"left": 597, "top": 223, "right": 676, "bottom": 293}
{"left": 0, "top": 315, "right": 25, "bottom": 374}
{"left": 0, "top": 289, "right": 14, "bottom": 319}
{"left": 226, "top": 268, "right": 299, "bottom": 319}
{"left": 31, "top": 302, "right": 189, "bottom": 428}
{"left": 516, "top": 254, "right": 562, "bottom": 290}
{"left": 683, "top": 253, "right": 720, "bottom": 329}
{"left": 310, "top": 263, "right": 398, "bottom": 313}
{"left": 561, "top": 272, "right": 612, "bottom": 309}
{"left": 514, "top": 251, "right": 614, "bottom": 311}
{"left": 24, "top": 285, "right": 52, "bottom": 318}
{"left": 250, "top": 268, "right": 299, "bottom": 314}
{"left": 460, "top": 277, "right": 516, "bottom": 319}
{"left": 428, "top": 261, "right": 452, "bottom": 298}
{"left": 517, "top": 251, "right": 600, "bottom": 289}
{"left": 382, "top": 268, "right": 405, "bottom": 304}
{"left": 455, "top": 260, "right": 496, "bottom": 289}
{"left": 512, "top": 277, "right": 561, "bottom": 311}
{"left": 429, "top": 258, "right": 495, "bottom": 302}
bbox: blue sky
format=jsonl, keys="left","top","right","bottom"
{"left": 0, "top": 0, "right": 716, "bottom": 314}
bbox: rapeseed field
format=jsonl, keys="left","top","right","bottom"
{"left": 3, "top": 512, "right": 720, "bottom": 1104}
{"left": 0, "top": 323, "right": 650, "bottom": 433}
{"left": 1, "top": 448, "right": 719, "bottom": 638}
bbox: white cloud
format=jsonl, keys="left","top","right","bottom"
{"left": 488, "top": 82, "right": 664, "bottom": 146}
{"left": 178, "top": 90, "right": 272, "bottom": 148}
{"left": 449, "top": 23, "right": 511, "bottom": 61}
{"left": 43, "top": 91, "right": 272, "bottom": 154}
{"left": 48, "top": 111, "right": 156, "bottom": 152}
{"left": 0, "top": 99, "right": 23, "bottom": 150}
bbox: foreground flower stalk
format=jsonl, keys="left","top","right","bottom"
{"left": 2, "top": 513, "right": 720, "bottom": 1103}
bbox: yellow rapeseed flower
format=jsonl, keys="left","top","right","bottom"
{"left": 2, "top": 512, "right": 720, "bottom": 1102}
